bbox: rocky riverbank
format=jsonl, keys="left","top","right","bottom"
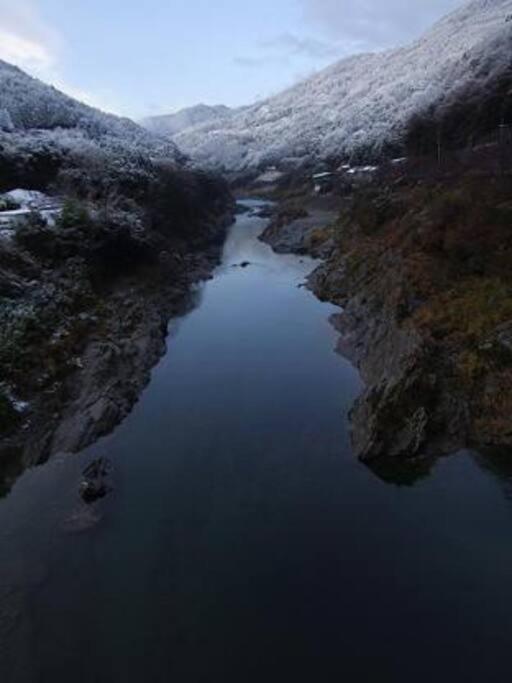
{"left": 261, "top": 170, "right": 512, "bottom": 464}
{"left": 0, "top": 177, "right": 234, "bottom": 495}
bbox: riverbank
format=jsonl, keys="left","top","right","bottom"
{"left": 259, "top": 169, "right": 512, "bottom": 463}
{"left": 0, "top": 182, "right": 234, "bottom": 495}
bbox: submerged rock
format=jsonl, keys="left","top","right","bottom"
{"left": 79, "top": 480, "right": 109, "bottom": 504}
{"left": 79, "top": 457, "right": 112, "bottom": 504}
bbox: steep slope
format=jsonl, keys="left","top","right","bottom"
{"left": 0, "top": 59, "right": 184, "bottom": 191}
{"left": 143, "top": 104, "right": 233, "bottom": 137}
{"left": 174, "top": 0, "right": 512, "bottom": 171}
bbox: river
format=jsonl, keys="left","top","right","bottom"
{"left": 2, "top": 201, "right": 512, "bottom": 682}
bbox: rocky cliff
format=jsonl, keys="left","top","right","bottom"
{"left": 262, "top": 161, "right": 512, "bottom": 464}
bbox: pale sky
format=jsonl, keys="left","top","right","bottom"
{"left": 0, "top": 0, "right": 465, "bottom": 118}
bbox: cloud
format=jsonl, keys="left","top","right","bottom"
{"left": 262, "top": 33, "right": 342, "bottom": 60}
{"left": 300, "top": 0, "right": 464, "bottom": 50}
{"left": 234, "top": 31, "right": 347, "bottom": 72}
{"left": 0, "top": 1, "right": 124, "bottom": 115}
{"left": 0, "top": 0, "right": 60, "bottom": 73}
{"left": 234, "top": 54, "right": 290, "bottom": 70}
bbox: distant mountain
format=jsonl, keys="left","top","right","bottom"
{"left": 142, "top": 104, "right": 233, "bottom": 137}
{"left": 174, "top": 0, "right": 512, "bottom": 171}
{"left": 0, "top": 58, "right": 184, "bottom": 190}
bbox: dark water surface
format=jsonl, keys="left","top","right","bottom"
{"left": 2, "top": 202, "right": 512, "bottom": 682}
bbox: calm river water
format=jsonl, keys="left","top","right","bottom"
{"left": 2, "top": 202, "right": 512, "bottom": 682}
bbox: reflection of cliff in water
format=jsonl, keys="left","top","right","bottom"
{"left": 0, "top": 446, "right": 25, "bottom": 499}
{"left": 472, "top": 448, "right": 512, "bottom": 503}
{"left": 365, "top": 455, "right": 437, "bottom": 488}
{"left": 0, "top": 286, "right": 203, "bottom": 500}
{"left": 365, "top": 446, "right": 512, "bottom": 493}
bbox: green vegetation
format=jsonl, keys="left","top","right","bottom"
{"left": 57, "top": 198, "right": 92, "bottom": 230}
{"left": 0, "top": 265, "right": 96, "bottom": 388}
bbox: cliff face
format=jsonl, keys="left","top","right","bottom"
{"left": 262, "top": 162, "right": 512, "bottom": 463}
{"left": 320, "top": 173, "right": 512, "bottom": 461}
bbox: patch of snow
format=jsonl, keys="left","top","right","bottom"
{"left": 347, "top": 166, "right": 378, "bottom": 175}
{"left": 0, "top": 189, "right": 62, "bottom": 228}
{"left": 5, "top": 189, "right": 49, "bottom": 208}
{"left": 1, "top": 387, "right": 30, "bottom": 414}
{"left": 312, "top": 172, "right": 334, "bottom": 180}
{"left": 256, "top": 169, "right": 284, "bottom": 184}
{"left": 0, "top": 208, "right": 31, "bottom": 220}
{"left": 12, "top": 397, "right": 29, "bottom": 413}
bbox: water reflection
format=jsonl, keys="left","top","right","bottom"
{"left": 365, "top": 454, "right": 436, "bottom": 487}
{"left": 366, "top": 444, "right": 512, "bottom": 500}
{"left": 0, "top": 261, "right": 205, "bottom": 500}
{"left": 473, "top": 447, "right": 512, "bottom": 501}
{"left": 0, "top": 445, "right": 24, "bottom": 499}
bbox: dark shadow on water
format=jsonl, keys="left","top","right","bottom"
{"left": 0, "top": 284, "right": 207, "bottom": 501}
{"left": 366, "top": 445, "right": 512, "bottom": 495}
{"left": 0, "top": 445, "right": 24, "bottom": 499}
{"left": 365, "top": 454, "right": 437, "bottom": 487}
{"left": 472, "top": 446, "right": 512, "bottom": 501}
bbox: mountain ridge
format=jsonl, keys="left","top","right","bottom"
{"left": 0, "top": 57, "right": 185, "bottom": 189}
{"left": 171, "top": 0, "right": 512, "bottom": 171}
{"left": 142, "top": 104, "right": 234, "bottom": 137}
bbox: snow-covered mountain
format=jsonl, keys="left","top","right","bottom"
{"left": 143, "top": 104, "right": 233, "bottom": 137}
{"left": 174, "top": 0, "right": 512, "bottom": 171}
{"left": 0, "top": 59, "right": 184, "bottom": 177}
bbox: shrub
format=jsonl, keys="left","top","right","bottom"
{"left": 57, "top": 198, "right": 91, "bottom": 230}
{"left": 146, "top": 164, "right": 231, "bottom": 238}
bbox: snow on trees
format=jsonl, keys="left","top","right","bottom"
{"left": 0, "top": 58, "right": 184, "bottom": 188}
{"left": 173, "top": 0, "right": 512, "bottom": 171}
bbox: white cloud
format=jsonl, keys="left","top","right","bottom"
{"left": 234, "top": 31, "right": 353, "bottom": 75}
{"left": 0, "top": 28, "right": 54, "bottom": 71}
{"left": 300, "top": 0, "right": 464, "bottom": 50}
{"left": 0, "top": 0, "right": 125, "bottom": 115}
{"left": 0, "top": 0, "right": 60, "bottom": 73}
{"left": 262, "top": 33, "right": 342, "bottom": 60}
{"left": 234, "top": 54, "right": 290, "bottom": 70}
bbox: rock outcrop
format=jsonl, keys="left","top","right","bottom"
{"left": 262, "top": 166, "right": 512, "bottom": 464}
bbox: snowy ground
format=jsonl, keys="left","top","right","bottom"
{"left": 0, "top": 189, "right": 62, "bottom": 238}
